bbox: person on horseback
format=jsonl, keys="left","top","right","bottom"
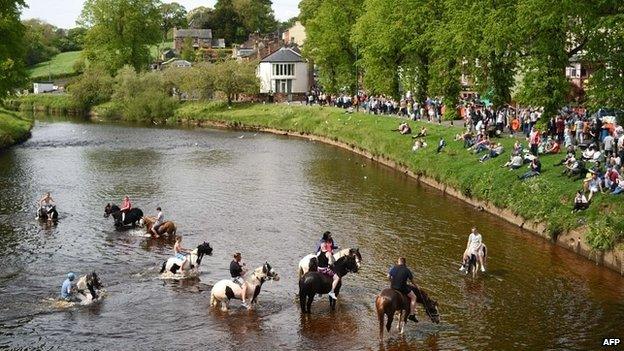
{"left": 230, "top": 252, "right": 249, "bottom": 308}
{"left": 120, "top": 195, "right": 132, "bottom": 222}
{"left": 39, "top": 192, "right": 55, "bottom": 220}
{"left": 388, "top": 257, "right": 418, "bottom": 322}
{"left": 60, "top": 272, "right": 76, "bottom": 301}
{"left": 461, "top": 227, "right": 485, "bottom": 272}
{"left": 150, "top": 207, "right": 164, "bottom": 238}
{"left": 315, "top": 231, "right": 338, "bottom": 255}
{"left": 174, "top": 235, "right": 191, "bottom": 274}
{"left": 317, "top": 232, "right": 340, "bottom": 300}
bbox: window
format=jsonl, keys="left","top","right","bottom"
{"left": 274, "top": 79, "right": 292, "bottom": 93}
{"left": 272, "top": 64, "right": 295, "bottom": 76}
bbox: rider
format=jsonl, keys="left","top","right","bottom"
{"left": 230, "top": 252, "right": 249, "bottom": 308}
{"left": 39, "top": 192, "right": 55, "bottom": 220}
{"left": 60, "top": 272, "right": 76, "bottom": 301}
{"left": 120, "top": 195, "right": 132, "bottom": 223}
{"left": 461, "top": 227, "right": 486, "bottom": 272}
{"left": 388, "top": 257, "right": 418, "bottom": 322}
{"left": 318, "top": 232, "right": 340, "bottom": 300}
{"left": 151, "top": 207, "right": 164, "bottom": 238}
{"left": 315, "top": 231, "right": 338, "bottom": 255}
{"left": 174, "top": 235, "right": 191, "bottom": 274}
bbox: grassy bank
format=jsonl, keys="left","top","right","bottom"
{"left": 27, "top": 51, "right": 82, "bottom": 81}
{"left": 6, "top": 95, "right": 85, "bottom": 115}
{"left": 173, "top": 102, "right": 624, "bottom": 251}
{"left": 0, "top": 107, "right": 33, "bottom": 150}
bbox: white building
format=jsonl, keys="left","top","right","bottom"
{"left": 257, "top": 47, "right": 309, "bottom": 96}
{"left": 33, "top": 82, "right": 55, "bottom": 94}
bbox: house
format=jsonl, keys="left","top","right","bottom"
{"left": 173, "top": 28, "right": 225, "bottom": 54}
{"left": 33, "top": 82, "right": 55, "bottom": 94}
{"left": 257, "top": 47, "right": 310, "bottom": 101}
{"left": 233, "top": 32, "right": 284, "bottom": 61}
{"left": 162, "top": 59, "right": 192, "bottom": 69}
{"left": 282, "top": 21, "right": 306, "bottom": 47}
{"left": 565, "top": 54, "right": 593, "bottom": 100}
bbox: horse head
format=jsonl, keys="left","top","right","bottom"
{"left": 349, "top": 248, "right": 362, "bottom": 268}
{"left": 260, "top": 262, "right": 280, "bottom": 281}
{"left": 86, "top": 271, "right": 103, "bottom": 300}
{"left": 335, "top": 254, "right": 359, "bottom": 275}
{"left": 414, "top": 287, "right": 440, "bottom": 324}
{"left": 104, "top": 203, "right": 112, "bottom": 218}
{"left": 195, "top": 242, "right": 213, "bottom": 265}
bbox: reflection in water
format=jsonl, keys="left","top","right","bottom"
{"left": 0, "top": 118, "right": 623, "bottom": 350}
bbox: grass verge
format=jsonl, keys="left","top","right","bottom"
{"left": 0, "top": 107, "right": 33, "bottom": 150}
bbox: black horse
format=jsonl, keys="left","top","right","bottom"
{"left": 299, "top": 254, "right": 359, "bottom": 313}
{"left": 104, "top": 203, "right": 143, "bottom": 228}
{"left": 37, "top": 205, "right": 58, "bottom": 221}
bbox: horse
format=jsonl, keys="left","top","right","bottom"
{"left": 104, "top": 203, "right": 143, "bottom": 228}
{"left": 159, "top": 242, "right": 213, "bottom": 277}
{"left": 299, "top": 253, "right": 359, "bottom": 313}
{"left": 141, "top": 216, "right": 177, "bottom": 237}
{"left": 298, "top": 248, "right": 362, "bottom": 278}
{"left": 75, "top": 271, "right": 104, "bottom": 304}
{"left": 375, "top": 285, "right": 440, "bottom": 339}
{"left": 461, "top": 244, "right": 487, "bottom": 278}
{"left": 36, "top": 205, "right": 58, "bottom": 221}
{"left": 210, "top": 262, "right": 280, "bottom": 311}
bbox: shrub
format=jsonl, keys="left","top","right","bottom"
{"left": 67, "top": 66, "right": 114, "bottom": 108}
{"left": 112, "top": 66, "right": 176, "bottom": 122}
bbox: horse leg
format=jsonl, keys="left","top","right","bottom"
{"left": 306, "top": 293, "right": 313, "bottom": 314}
{"left": 386, "top": 312, "right": 394, "bottom": 333}
{"left": 299, "top": 290, "right": 306, "bottom": 312}
{"left": 376, "top": 302, "right": 385, "bottom": 339}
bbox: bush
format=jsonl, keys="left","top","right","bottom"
{"left": 67, "top": 67, "right": 114, "bottom": 108}
{"left": 92, "top": 100, "right": 122, "bottom": 119}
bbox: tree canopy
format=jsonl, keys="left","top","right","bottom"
{"left": 0, "top": 0, "right": 27, "bottom": 100}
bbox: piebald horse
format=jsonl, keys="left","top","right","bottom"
{"left": 461, "top": 244, "right": 487, "bottom": 278}
{"left": 75, "top": 272, "right": 104, "bottom": 304}
{"left": 141, "top": 216, "right": 177, "bottom": 237}
{"left": 375, "top": 285, "right": 440, "bottom": 339}
{"left": 298, "top": 248, "right": 362, "bottom": 278}
{"left": 159, "top": 242, "right": 213, "bottom": 277}
{"left": 299, "top": 254, "right": 359, "bottom": 313}
{"left": 210, "top": 262, "right": 280, "bottom": 311}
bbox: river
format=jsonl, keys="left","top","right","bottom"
{"left": 0, "top": 117, "right": 622, "bottom": 350}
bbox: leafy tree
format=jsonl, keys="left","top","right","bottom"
{"left": 301, "top": 0, "right": 363, "bottom": 94}
{"left": 163, "top": 62, "right": 215, "bottom": 100}
{"left": 233, "top": 0, "right": 277, "bottom": 34}
{"left": 22, "top": 19, "right": 60, "bottom": 66}
{"left": 67, "top": 66, "right": 114, "bottom": 108}
{"left": 159, "top": 2, "right": 187, "bottom": 42}
{"left": 187, "top": 6, "right": 214, "bottom": 29}
{"left": 180, "top": 37, "right": 195, "bottom": 61}
{"left": 0, "top": 0, "right": 27, "bottom": 100}
{"left": 211, "top": 0, "right": 246, "bottom": 45}
{"left": 79, "top": 0, "right": 162, "bottom": 73}
{"left": 212, "top": 60, "right": 259, "bottom": 104}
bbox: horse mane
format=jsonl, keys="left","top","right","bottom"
{"left": 412, "top": 285, "right": 435, "bottom": 309}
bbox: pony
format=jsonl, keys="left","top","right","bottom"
{"left": 104, "top": 203, "right": 143, "bottom": 228}
{"left": 210, "top": 262, "right": 280, "bottom": 311}
{"left": 140, "top": 216, "right": 177, "bottom": 237}
{"left": 298, "top": 248, "right": 362, "bottom": 278}
{"left": 461, "top": 244, "right": 487, "bottom": 278}
{"left": 37, "top": 205, "right": 58, "bottom": 221}
{"left": 375, "top": 285, "right": 440, "bottom": 339}
{"left": 75, "top": 271, "right": 104, "bottom": 303}
{"left": 298, "top": 253, "right": 359, "bottom": 313}
{"left": 159, "top": 242, "right": 213, "bottom": 277}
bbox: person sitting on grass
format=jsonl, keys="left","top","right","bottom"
{"left": 412, "top": 126, "right": 427, "bottom": 138}
{"left": 480, "top": 143, "right": 504, "bottom": 162}
{"left": 398, "top": 122, "right": 412, "bottom": 135}
{"left": 512, "top": 141, "right": 523, "bottom": 156}
{"left": 563, "top": 157, "right": 586, "bottom": 180}
{"left": 412, "top": 140, "right": 428, "bottom": 152}
{"left": 471, "top": 136, "right": 491, "bottom": 154}
{"left": 605, "top": 166, "right": 620, "bottom": 192}
{"left": 611, "top": 172, "right": 624, "bottom": 195}
{"left": 519, "top": 157, "right": 541, "bottom": 180}
{"left": 502, "top": 154, "right": 524, "bottom": 170}
{"left": 555, "top": 151, "right": 576, "bottom": 166}
{"left": 436, "top": 138, "right": 447, "bottom": 153}
{"left": 544, "top": 138, "right": 561, "bottom": 154}
{"left": 582, "top": 145, "right": 597, "bottom": 161}
{"left": 572, "top": 190, "right": 589, "bottom": 212}
{"left": 584, "top": 172, "right": 604, "bottom": 201}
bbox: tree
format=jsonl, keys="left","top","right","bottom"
{"left": 79, "top": 0, "right": 162, "bottom": 73}
{"left": 301, "top": 0, "right": 363, "bottom": 94}
{"left": 22, "top": 19, "right": 60, "bottom": 66}
{"left": 67, "top": 66, "right": 114, "bottom": 108}
{"left": 159, "top": 2, "right": 187, "bottom": 42}
{"left": 213, "top": 60, "right": 259, "bottom": 104}
{"left": 0, "top": 0, "right": 27, "bottom": 100}
{"left": 187, "top": 6, "right": 214, "bottom": 29}
{"left": 211, "top": 0, "right": 246, "bottom": 45}
{"left": 233, "top": 0, "right": 277, "bottom": 34}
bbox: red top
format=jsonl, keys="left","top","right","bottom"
{"left": 321, "top": 241, "right": 334, "bottom": 254}
{"left": 120, "top": 198, "right": 132, "bottom": 211}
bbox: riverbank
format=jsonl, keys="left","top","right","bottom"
{"left": 0, "top": 107, "right": 33, "bottom": 150}
{"left": 171, "top": 102, "right": 624, "bottom": 273}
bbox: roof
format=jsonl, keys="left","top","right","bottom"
{"left": 260, "top": 47, "right": 305, "bottom": 63}
{"left": 174, "top": 28, "right": 212, "bottom": 39}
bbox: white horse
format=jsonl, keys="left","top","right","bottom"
{"left": 160, "top": 242, "right": 213, "bottom": 278}
{"left": 210, "top": 262, "right": 279, "bottom": 311}
{"left": 298, "top": 248, "right": 361, "bottom": 278}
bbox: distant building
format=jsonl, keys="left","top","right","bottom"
{"left": 566, "top": 54, "right": 593, "bottom": 100}
{"left": 282, "top": 21, "right": 306, "bottom": 47}
{"left": 257, "top": 47, "right": 310, "bottom": 101}
{"left": 173, "top": 28, "right": 225, "bottom": 53}
{"left": 33, "top": 82, "right": 55, "bottom": 94}
{"left": 161, "top": 49, "right": 176, "bottom": 61}
{"left": 163, "top": 59, "right": 192, "bottom": 69}
{"left": 233, "top": 33, "right": 284, "bottom": 61}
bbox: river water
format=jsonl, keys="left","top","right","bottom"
{"left": 0, "top": 117, "right": 622, "bottom": 350}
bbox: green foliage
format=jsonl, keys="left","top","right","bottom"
{"left": 162, "top": 62, "right": 215, "bottom": 100}
{"left": 27, "top": 51, "right": 83, "bottom": 80}
{"left": 0, "top": 107, "right": 32, "bottom": 148}
{"left": 112, "top": 66, "right": 177, "bottom": 122}
{"left": 91, "top": 100, "right": 122, "bottom": 119}
{"left": 180, "top": 38, "right": 195, "bottom": 62}
{"left": 7, "top": 94, "right": 82, "bottom": 114}
{"left": 80, "top": 0, "right": 162, "bottom": 73}
{"left": 212, "top": 60, "right": 259, "bottom": 104}
{"left": 0, "top": 0, "right": 27, "bottom": 101}
{"left": 67, "top": 66, "right": 114, "bottom": 108}
{"left": 159, "top": 2, "right": 187, "bottom": 41}
{"left": 22, "top": 19, "right": 60, "bottom": 66}
{"left": 586, "top": 217, "right": 624, "bottom": 251}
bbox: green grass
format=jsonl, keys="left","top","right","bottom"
{"left": 6, "top": 94, "right": 84, "bottom": 115}
{"left": 0, "top": 107, "right": 33, "bottom": 149}
{"left": 173, "top": 102, "right": 624, "bottom": 250}
{"left": 27, "top": 51, "right": 82, "bottom": 81}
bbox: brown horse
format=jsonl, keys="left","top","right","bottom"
{"left": 141, "top": 216, "right": 177, "bottom": 237}
{"left": 375, "top": 285, "right": 440, "bottom": 339}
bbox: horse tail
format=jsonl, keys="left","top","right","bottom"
{"left": 160, "top": 261, "right": 166, "bottom": 274}
{"left": 210, "top": 291, "right": 216, "bottom": 307}
{"left": 172, "top": 223, "right": 177, "bottom": 236}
